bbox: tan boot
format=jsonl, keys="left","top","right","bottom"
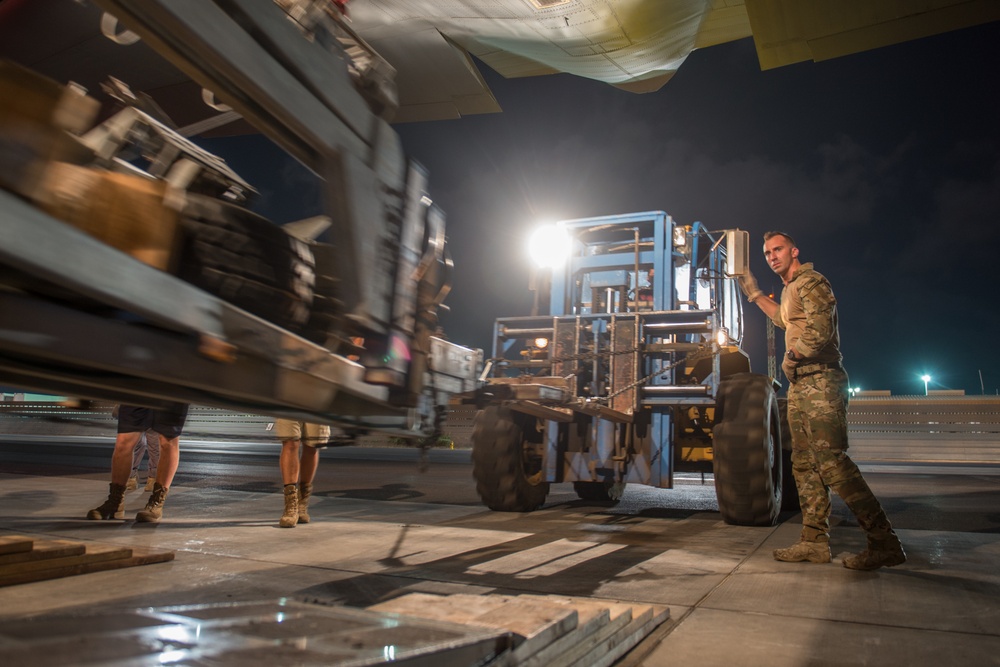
{"left": 280, "top": 484, "right": 299, "bottom": 528}
{"left": 298, "top": 482, "right": 313, "bottom": 524}
{"left": 126, "top": 475, "right": 138, "bottom": 491}
{"left": 87, "top": 483, "right": 127, "bottom": 520}
{"left": 843, "top": 536, "right": 906, "bottom": 570}
{"left": 773, "top": 540, "right": 832, "bottom": 563}
{"left": 144, "top": 469, "right": 157, "bottom": 492}
{"left": 136, "top": 483, "right": 168, "bottom": 523}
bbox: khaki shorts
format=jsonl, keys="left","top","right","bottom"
{"left": 274, "top": 419, "right": 331, "bottom": 448}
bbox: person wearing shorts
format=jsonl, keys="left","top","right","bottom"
{"left": 87, "top": 402, "right": 189, "bottom": 523}
{"left": 126, "top": 429, "right": 160, "bottom": 492}
{"left": 275, "top": 418, "right": 330, "bottom": 527}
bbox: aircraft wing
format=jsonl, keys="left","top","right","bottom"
{"left": 1, "top": 0, "right": 998, "bottom": 127}
{"left": 741, "top": 0, "right": 1000, "bottom": 70}
{"left": 347, "top": 0, "right": 1000, "bottom": 121}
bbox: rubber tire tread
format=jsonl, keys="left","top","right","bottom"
{"left": 472, "top": 406, "right": 550, "bottom": 512}
{"left": 178, "top": 195, "right": 315, "bottom": 333}
{"left": 713, "top": 373, "right": 782, "bottom": 526}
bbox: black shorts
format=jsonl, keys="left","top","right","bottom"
{"left": 117, "top": 403, "right": 189, "bottom": 439}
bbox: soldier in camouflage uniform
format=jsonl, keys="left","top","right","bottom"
{"left": 739, "top": 231, "right": 905, "bottom": 570}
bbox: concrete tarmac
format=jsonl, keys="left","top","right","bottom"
{"left": 0, "top": 467, "right": 999, "bottom": 666}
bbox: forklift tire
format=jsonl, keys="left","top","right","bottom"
{"left": 712, "top": 373, "right": 782, "bottom": 526}
{"left": 777, "top": 398, "right": 800, "bottom": 512}
{"left": 177, "top": 195, "right": 315, "bottom": 334}
{"left": 573, "top": 481, "right": 626, "bottom": 503}
{"left": 472, "top": 406, "right": 550, "bottom": 512}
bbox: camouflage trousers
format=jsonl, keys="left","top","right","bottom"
{"left": 786, "top": 368, "right": 895, "bottom": 544}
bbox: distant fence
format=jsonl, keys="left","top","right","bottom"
{"left": 846, "top": 395, "right": 1000, "bottom": 464}
{"left": 1, "top": 397, "right": 998, "bottom": 462}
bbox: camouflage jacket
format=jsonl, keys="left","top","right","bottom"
{"left": 770, "top": 263, "right": 843, "bottom": 376}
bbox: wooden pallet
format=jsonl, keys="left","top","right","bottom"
{"left": 368, "top": 592, "right": 669, "bottom": 667}
{"left": 0, "top": 535, "right": 174, "bottom": 587}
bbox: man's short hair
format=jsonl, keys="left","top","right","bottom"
{"left": 763, "top": 231, "right": 796, "bottom": 247}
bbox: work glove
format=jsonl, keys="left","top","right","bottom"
{"left": 737, "top": 271, "right": 764, "bottom": 303}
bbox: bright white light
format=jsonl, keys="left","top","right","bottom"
{"left": 534, "top": 337, "right": 549, "bottom": 349}
{"left": 715, "top": 328, "right": 729, "bottom": 346}
{"left": 528, "top": 225, "right": 572, "bottom": 269}
{"left": 921, "top": 374, "right": 931, "bottom": 382}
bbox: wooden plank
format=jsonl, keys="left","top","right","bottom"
{"left": 474, "top": 599, "right": 578, "bottom": 663}
{"left": 581, "top": 605, "right": 670, "bottom": 667}
{"left": 369, "top": 592, "right": 510, "bottom": 623}
{"left": 0, "top": 535, "right": 33, "bottom": 555}
{"left": 0, "top": 539, "right": 85, "bottom": 565}
{"left": 370, "top": 593, "right": 581, "bottom": 664}
{"left": 0, "top": 546, "right": 173, "bottom": 587}
{"left": 517, "top": 598, "right": 613, "bottom": 667}
{"left": 0, "top": 543, "right": 132, "bottom": 576}
{"left": 552, "top": 604, "right": 653, "bottom": 667}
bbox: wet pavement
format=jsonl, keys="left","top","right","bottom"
{"left": 1, "top": 454, "right": 999, "bottom": 665}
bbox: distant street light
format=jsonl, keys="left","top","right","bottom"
{"left": 921, "top": 374, "right": 931, "bottom": 396}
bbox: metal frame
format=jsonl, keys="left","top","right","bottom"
{"left": 481, "top": 211, "right": 740, "bottom": 488}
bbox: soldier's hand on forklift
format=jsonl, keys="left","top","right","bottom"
{"left": 738, "top": 271, "right": 764, "bottom": 303}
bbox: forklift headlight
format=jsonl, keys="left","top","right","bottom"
{"left": 529, "top": 225, "right": 572, "bottom": 269}
{"left": 716, "top": 328, "right": 729, "bottom": 346}
{"left": 534, "top": 337, "right": 549, "bottom": 349}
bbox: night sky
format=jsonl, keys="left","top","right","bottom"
{"left": 211, "top": 20, "right": 1000, "bottom": 397}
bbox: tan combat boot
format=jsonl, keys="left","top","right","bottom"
{"left": 773, "top": 540, "right": 832, "bottom": 563}
{"left": 87, "top": 483, "right": 127, "bottom": 520}
{"left": 843, "top": 536, "right": 906, "bottom": 570}
{"left": 126, "top": 475, "right": 138, "bottom": 491}
{"left": 280, "top": 484, "right": 299, "bottom": 528}
{"left": 136, "top": 483, "right": 168, "bottom": 523}
{"left": 297, "top": 482, "right": 313, "bottom": 524}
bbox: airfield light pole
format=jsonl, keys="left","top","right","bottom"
{"left": 921, "top": 374, "right": 931, "bottom": 396}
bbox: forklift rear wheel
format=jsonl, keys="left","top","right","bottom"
{"left": 573, "top": 481, "right": 626, "bottom": 503}
{"left": 472, "top": 406, "right": 550, "bottom": 512}
{"left": 713, "top": 373, "right": 782, "bottom": 526}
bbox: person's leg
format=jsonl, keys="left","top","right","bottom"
{"left": 772, "top": 380, "right": 832, "bottom": 563}
{"left": 137, "top": 404, "right": 187, "bottom": 523}
{"left": 297, "top": 444, "right": 320, "bottom": 523}
{"left": 280, "top": 439, "right": 302, "bottom": 485}
{"left": 299, "top": 446, "right": 319, "bottom": 484}
{"left": 154, "top": 435, "right": 180, "bottom": 487}
{"left": 128, "top": 433, "right": 148, "bottom": 490}
{"left": 275, "top": 418, "right": 303, "bottom": 527}
{"left": 144, "top": 429, "right": 161, "bottom": 491}
{"left": 135, "top": 434, "right": 177, "bottom": 523}
{"left": 88, "top": 431, "right": 142, "bottom": 519}
{"left": 296, "top": 423, "right": 329, "bottom": 524}
{"left": 279, "top": 438, "right": 301, "bottom": 527}
{"left": 814, "top": 372, "right": 904, "bottom": 570}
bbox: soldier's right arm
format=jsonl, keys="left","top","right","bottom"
{"left": 749, "top": 293, "right": 783, "bottom": 327}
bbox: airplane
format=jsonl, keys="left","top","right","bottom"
{"left": 1, "top": 0, "right": 998, "bottom": 127}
